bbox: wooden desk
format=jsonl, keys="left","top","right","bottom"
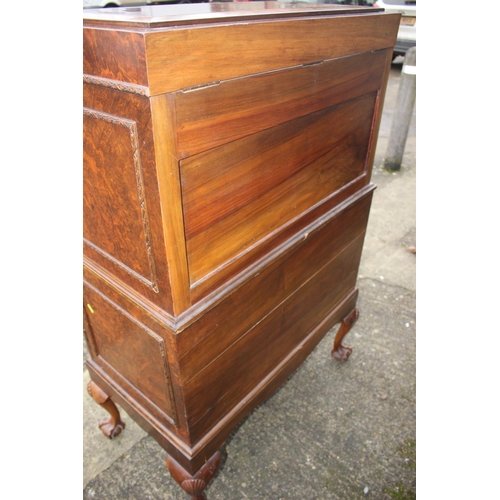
{"left": 83, "top": 3, "right": 399, "bottom": 497}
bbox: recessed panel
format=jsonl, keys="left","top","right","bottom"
{"left": 83, "top": 109, "right": 158, "bottom": 292}
{"left": 84, "top": 283, "right": 177, "bottom": 426}
{"left": 181, "top": 92, "right": 377, "bottom": 287}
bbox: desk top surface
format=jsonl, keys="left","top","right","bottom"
{"left": 83, "top": 1, "right": 383, "bottom": 29}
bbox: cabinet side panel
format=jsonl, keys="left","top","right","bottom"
{"left": 83, "top": 83, "right": 173, "bottom": 313}
{"left": 84, "top": 282, "right": 178, "bottom": 428}
{"left": 83, "top": 110, "right": 154, "bottom": 284}
{"left": 84, "top": 28, "right": 148, "bottom": 86}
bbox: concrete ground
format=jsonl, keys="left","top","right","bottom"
{"left": 83, "top": 60, "right": 416, "bottom": 500}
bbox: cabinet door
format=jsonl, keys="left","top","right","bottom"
{"left": 174, "top": 51, "right": 388, "bottom": 299}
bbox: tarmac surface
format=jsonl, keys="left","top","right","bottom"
{"left": 83, "top": 59, "right": 416, "bottom": 500}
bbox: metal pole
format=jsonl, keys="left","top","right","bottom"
{"left": 383, "top": 47, "right": 416, "bottom": 172}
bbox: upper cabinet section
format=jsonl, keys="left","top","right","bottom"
{"left": 83, "top": 2, "right": 399, "bottom": 319}
{"left": 83, "top": 2, "right": 400, "bottom": 96}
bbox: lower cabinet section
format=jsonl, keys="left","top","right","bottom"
{"left": 84, "top": 187, "right": 373, "bottom": 474}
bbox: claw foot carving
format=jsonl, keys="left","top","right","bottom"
{"left": 166, "top": 451, "right": 221, "bottom": 500}
{"left": 331, "top": 308, "right": 359, "bottom": 361}
{"left": 332, "top": 344, "right": 353, "bottom": 362}
{"left": 87, "top": 380, "right": 125, "bottom": 439}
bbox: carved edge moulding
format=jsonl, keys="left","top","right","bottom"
{"left": 83, "top": 74, "right": 150, "bottom": 97}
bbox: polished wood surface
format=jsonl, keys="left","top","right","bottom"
{"left": 182, "top": 93, "right": 376, "bottom": 287}
{"left": 83, "top": 2, "right": 399, "bottom": 496}
{"left": 83, "top": 2, "right": 399, "bottom": 96}
{"left": 173, "top": 50, "right": 387, "bottom": 158}
{"left": 145, "top": 14, "right": 398, "bottom": 95}
{"left": 83, "top": 1, "right": 384, "bottom": 27}
{"left": 83, "top": 84, "right": 173, "bottom": 311}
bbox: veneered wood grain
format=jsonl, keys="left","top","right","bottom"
{"left": 84, "top": 112, "right": 153, "bottom": 279}
{"left": 185, "top": 178, "right": 370, "bottom": 304}
{"left": 182, "top": 91, "right": 375, "bottom": 240}
{"left": 83, "top": 264, "right": 194, "bottom": 440}
{"left": 86, "top": 285, "right": 359, "bottom": 463}
{"left": 174, "top": 49, "right": 388, "bottom": 158}
{"left": 181, "top": 287, "right": 359, "bottom": 456}
{"left": 145, "top": 13, "right": 400, "bottom": 95}
{"left": 176, "top": 190, "right": 373, "bottom": 381}
{"left": 183, "top": 92, "right": 376, "bottom": 286}
{"left": 83, "top": 83, "right": 173, "bottom": 313}
{"left": 84, "top": 28, "right": 148, "bottom": 87}
{"left": 184, "top": 232, "right": 366, "bottom": 441}
{"left": 84, "top": 283, "right": 178, "bottom": 427}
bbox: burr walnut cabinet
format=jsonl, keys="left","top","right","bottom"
{"left": 83, "top": 2, "right": 399, "bottom": 497}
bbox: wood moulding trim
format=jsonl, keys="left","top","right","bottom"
{"left": 85, "top": 280, "right": 179, "bottom": 428}
{"left": 83, "top": 74, "right": 150, "bottom": 96}
{"left": 83, "top": 107, "right": 159, "bottom": 294}
{"left": 84, "top": 240, "right": 158, "bottom": 294}
{"left": 98, "top": 355, "right": 179, "bottom": 429}
{"left": 188, "top": 174, "right": 371, "bottom": 293}
{"left": 84, "top": 256, "right": 177, "bottom": 328}
{"left": 177, "top": 182, "right": 375, "bottom": 328}
{"left": 84, "top": 8, "right": 386, "bottom": 31}
{"left": 83, "top": 305, "right": 99, "bottom": 359}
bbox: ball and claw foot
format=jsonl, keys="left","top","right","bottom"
{"left": 166, "top": 451, "right": 222, "bottom": 500}
{"left": 333, "top": 344, "right": 353, "bottom": 362}
{"left": 87, "top": 380, "right": 126, "bottom": 439}
{"left": 98, "top": 416, "right": 125, "bottom": 439}
{"left": 331, "top": 308, "right": 359, "bottom": 361}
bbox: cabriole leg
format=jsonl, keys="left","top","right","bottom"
{"left": 331, "top": 308, "right": 359, "bottom": 361}
{"left": 166, "top": 451, "right": 222, "bottom": 500}
{"left": 87, "top": 380, "right": 125, "bottom": 439}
